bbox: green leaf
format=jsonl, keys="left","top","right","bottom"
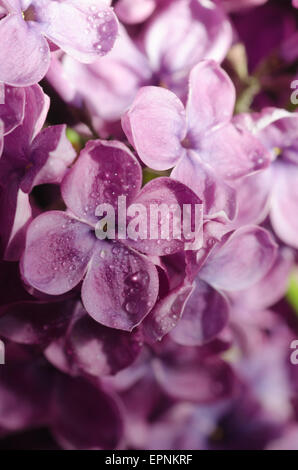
{"left": 142, "top": 167, "right": 171, "bottom": 186}
{"left": 66, "top": 128, "right": 83, "bottom": 151}
{"left": 286, "top": 269, "right": 298, "bottom": 315}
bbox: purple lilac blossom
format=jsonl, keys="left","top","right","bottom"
{"left": 46, "top": 0, "right": 233, "bottom": 130}
{"left": 233, "top": 108, "right": 298, "bottom": 248}
{"left": 0, "top": 0, "right": 119, "bottom": 86}
{"left": 21, "top": 139, "right": 204, "bottom": 330}
{"left": 0, "top": 84, "right": 76, "bottom": 260}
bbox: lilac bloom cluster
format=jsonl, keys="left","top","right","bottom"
{"left": 0, "top": 0, "right": 298, "bottom": 451}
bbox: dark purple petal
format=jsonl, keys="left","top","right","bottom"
{"left": 0, "top": 359, "right": 53, "bottom": 432}
{"left": 66, "top": 311, "right": 144, "bottom": 376}
{"left": 21, "top": 211, "right": 96, "bottom": 295}
{"left": 3, "top": 85, "right": 50, "bottom": 159}
{"left": 126, "top": 177, "right": 203, "bottom": 256}
{"left": 0, "top": 299, "right": 75, "bottom": 346}
{"left": 0, "top": 181, "right": 32, "bottom": 261}
{"left": 44, "top": 337, "right": 76, "bottom": 376}
{"left": 143, "top": 282, "right": 194, "bottom": 342}
{"left": 82, "top": 242, "right": 159, "bottom": 331}
{"left": 62, "top": 140, "right": 142, "bottom": 224}
{"left": 52, "top": 375, "right": 123, "bottom": 450}
{"left": 0, "top": 85, "right": 25, "bottom": 135}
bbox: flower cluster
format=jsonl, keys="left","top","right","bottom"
{"left": 0, "top": 0, "right": 298, "bottom": 451}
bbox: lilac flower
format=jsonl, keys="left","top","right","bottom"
{"left": 46, "top": 303, "right": 144, "bottom": 377}
{"left": 0, "top": 272, "right": 144, "bottom": 376}
{"left": 0, "top": 259, "right": 76, "bottom": 349}
{"left": 21, "top": 139, "right": 203, "bottom": 330}
{"left": 46, "top": 0, "right": 232, "bottom": 128}
{"left": 143, "top": 311, "right": 295, "bottom": 450}
{"left": 146, "top": 386, "right": 283, "bottom": 450}
{"left": 122, "top": 60, "right": 271, "bottom": 221}
{"left": 0, "top": 348, "right": 124, "bottom": 449}
{"left": 114, "top": 0, "right": 158, "bottom": 24}
{"left": 0, "top": 84, "right": 76, "bottom": 260}
{"left": 144, "top": 225, "right": 277, "bottom": 345}
{"left": 233, "top": 108, "right": 298, "bottom": 249}
{"left": 230, "top": 247, "right": 294, "bottom": 313}
{"left": 0, "top": 0, "right": 118, "bottom": 86}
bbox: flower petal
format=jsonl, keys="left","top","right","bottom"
{"left": 0, "top": 181, "right": 32, "bottom": 261}
{"left": 144, "top": 0, "right": 232, "bottom": 89}
{"left": 20, "top": 124, "right": 76, "bottom": 193}
{"left": 115, "top": 0, "right": 155, "bottom": 24}
{"left": 0, "top": 85, "right": 25, "bottom": 135}
{"left": 231, "top": 169, "right": 271, "bottom": 228}
{"left": 199, "top": 226, "right": 277, "bottom": 292}
{"left": 52, "top": 375, "right": 123, "bottom": 450}
{"left": 0, "top": 359, "right": 53, "bottom": 432}
{"left": 35, "top": 0, "right": 118, "bottom": 63}
{"left": 66, "top": 310, "right": 144, "bottom": 376}
{"left": 0, "top": 299, "right": 74, "bottom": 346}
{"left": 59, "top": 24, "right": 152, "bottom": 121}
{"left": 62, "top": 140, "right": 142, "bottom": 225}
{"left": 270, "top": 161, "right": 298, "bottom": 249}
{"left": 170, "top": 281, "right": 229, "bottom": 346}
{"left": 82, "top": 242, "right": 159, "bottom": 331}
{"left": 21, "top": 211, "right": 96, "bottom": 295}
{"left": 200, "top": 122, "right": 271, "bottom": 180}
{"left": 153, "top": 345, "right": 235, "bottom": 403}
{"left": 143, "top": 282, "right": 195, "bottom": 342}
{"left": 126, "top": 177, "right": 203, "bottom": 256}
{"left": 0, "top": 14, "right": 50, "bottom": 86}
{"left": 3, "top": 85, "right": 50, "bottom": 159}
{"left": 186, "top": 60, "right": 235, "bottom": 138}
{"left": 171, "top": 150, "right": 237, "bottom": 221}
{"left": 231, "top": 247, "right": 294, "bottom": 311}
{"left": 122, "top": 86, "right": 187, "bottom": 170}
